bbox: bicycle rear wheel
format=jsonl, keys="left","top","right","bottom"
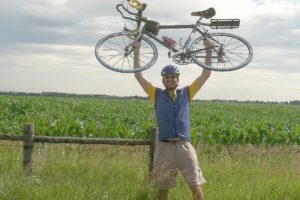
{"left": 95, "top": 32, "right": 158, "bottom": 73}
{"left": 189, "top": 33, "right": 253, "bottom": 71}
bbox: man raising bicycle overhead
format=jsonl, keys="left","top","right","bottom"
{"left": 133, "top": 38, "right": 212, "bottom": 200}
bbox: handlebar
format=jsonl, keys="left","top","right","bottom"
{"left": 116, "top": 4, "right": 138, "bottom": 22}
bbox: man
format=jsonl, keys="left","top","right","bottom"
{"left": 133, "top": 39, "right": 212, "bottom": 200}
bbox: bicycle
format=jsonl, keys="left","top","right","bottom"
{"left": 95, "top": 0, "right": 253, "bottom": 73}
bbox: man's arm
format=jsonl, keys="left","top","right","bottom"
{"left": 133, "top": 41, "right": 151, "bottom": 94}
{"left": 189, "top": 38, "right": 213, "bottom": 99}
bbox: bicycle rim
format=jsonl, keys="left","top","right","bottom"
{"left": 189, "top": 33, "right": 253, "bottom": 71}
{"left": 95, "top": 32, "right": 158, "bottom": 73}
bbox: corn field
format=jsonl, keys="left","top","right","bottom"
{"left": 0, "top": 95, "right": 299, "bottom": 145}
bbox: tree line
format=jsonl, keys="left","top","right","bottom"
{"left": 0, "top": 91, "right": 299, "bottom": 105}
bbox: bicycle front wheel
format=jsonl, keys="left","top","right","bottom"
{"left": 95, "top": 32, "right": 158, "bottom": 73}
{"left": 189, "top": 33, "right": 253, "bottom": 71}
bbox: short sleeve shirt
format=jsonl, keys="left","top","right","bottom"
{"left": 146, "top": 81, "right": 199, "bottom": 104}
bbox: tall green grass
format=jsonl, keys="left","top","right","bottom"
{"left": 0, "top": 95, "right": 299, "bottom": 145}
{"left": 0, "top": 141, "right": 299, "bottom": 200}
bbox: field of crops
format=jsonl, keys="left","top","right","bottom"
{"left": 0, "top": 95, "right": 299, "bottom": 145}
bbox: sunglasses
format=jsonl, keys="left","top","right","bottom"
{"left": 164, "top": 75, "right": 177, "bottom": 79}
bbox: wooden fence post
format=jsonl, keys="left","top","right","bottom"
{"left": 149, "top": 127, "right": 158, "bottom": 175}
{"left": 23, "top": 123, "right": 34, "bottom": 176}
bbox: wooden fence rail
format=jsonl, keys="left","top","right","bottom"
{"left": 0, "top": 135, "right": 151, "bottom": 145}
{"left": 0, "top": 123, "right": 158, "bottom": 176}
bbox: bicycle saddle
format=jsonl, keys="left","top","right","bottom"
{"left": 191, "top": 7, "right": 216, "bottom": 19}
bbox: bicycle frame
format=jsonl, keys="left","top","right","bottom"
{"left": 116, "top": 2, "right": 218, "bottom": 56}
{"left": 131, "top": 17, "right": 217, "bottom": 58}
{"left": 145, "top": 22, "right": 209, "bottom": 55}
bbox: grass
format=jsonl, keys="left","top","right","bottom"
{"left": 1, "top": 141, "right": 299, "bottom": 200}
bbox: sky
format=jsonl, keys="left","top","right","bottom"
{"left": 0, "top": 0, "right": 299, "bottom": 101}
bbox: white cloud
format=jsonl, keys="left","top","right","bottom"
{"left": 0, "top": 0, "right": 299, "bottom": 100}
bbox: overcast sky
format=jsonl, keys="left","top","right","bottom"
{"left": 0, "top": 0, "right": 299, "bottom": 101}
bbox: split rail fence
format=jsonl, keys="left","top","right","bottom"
{"left": 0, "top": 123, "right": 158, "bottom": 176}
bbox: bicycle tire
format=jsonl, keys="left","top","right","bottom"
{"left": 189, "top": 33, "right": 253, "bottom": 71}
{"left": 95, "top": 32, "right": 158, "bottom": 73}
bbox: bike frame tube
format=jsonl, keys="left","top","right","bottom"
{"left": 145, "top": 31, "right": 179, "bottom": 53}
{"left": 127, "top": 19, "right": 215, "bottom": 56}
{"left": 159, "top": 24, "right": 195, "bottom": 29}
{"left": 162, "top": 21, "right": 222, "bottom": 55}
{"left": 142, "top": 24, "right": 208, "bottom": 54}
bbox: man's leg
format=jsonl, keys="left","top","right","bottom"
{"left": 177, "top": 141, "right": 206, "bottom": 200}
{"left": 153, "top": 142, "right": 177, "bottom": 200}
{"left": 190, "top": 185, "right": 204, "bottom": 200}
{"left": 159, "top": 189, "right": 169, "bottom": 200}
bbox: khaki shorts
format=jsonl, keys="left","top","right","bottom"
{"left": 152, "top": 140, "right": 206, "bottom": 190}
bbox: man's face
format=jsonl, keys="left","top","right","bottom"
{"left": 162, "top": 74, "right": 179, "bottom": 90}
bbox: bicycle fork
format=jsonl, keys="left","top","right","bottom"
{"left": 124, "top": 31, "right": 144, "bottom": 57}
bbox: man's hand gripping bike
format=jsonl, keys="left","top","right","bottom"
{"left": 95, "top": 0, "right": 253, "bottom": 73}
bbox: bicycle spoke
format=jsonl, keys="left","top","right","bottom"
{"left": 225, "top": 39, "right": 240, "bottom": 48}
{"left": 224, "top": 37, "right": 233, "bottom": 48}
{"left": 227, "top": 44, "right": 248, "bottom": 51}
{"left": 224, "top": 55, "right": 235, "bottom": 68}
{"left": 140, "top": 53, "right": 153, "bottom": 60}
{"left": 225, "top": 49, "right": 247, "bottom": 60}
{"left": 128, "top": 54, "right": 149, "bottom": 65}
{"left": 107, "top": 39, "right": 124, "bottom": 49}
{"left": 121, "top": 56, "right": 126, "bottom": 69}
{"left": 99, "top": 54, "right": 123, "bottom": 58}
{"left": 103, "top": 42, "right": 124, "bottom": 50}
{"left": 112, "top": 54, "right": 126, "bottom": 67}
{"left": 101, "top": 45, "right": 124, "bottom": 54}
{"left": 226, "top": 52, "right": 249, "bottom": 56}
{"left": 126, "top": 56, "right": 132, "bottom": 69}
{"left": 225, "top": 54, "right": 241, "bottom": 64}
{"left": 103, "top": 51, "right": 124, "bottom": 62}
{"left": 100, "top": 48, "right": 123, "bottom": 52}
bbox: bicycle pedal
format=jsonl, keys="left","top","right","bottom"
{"left": 168, "top": 51, "right": 171, "bottom": 58}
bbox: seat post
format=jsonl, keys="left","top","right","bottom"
{"left": 196, "top": 16, "right": 204, "bottom": 25}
